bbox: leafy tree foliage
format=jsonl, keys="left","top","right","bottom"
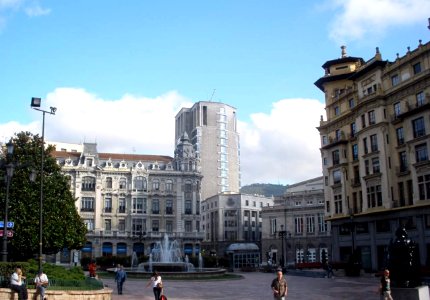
{"left": 0, "top": 132, "right": 87, "bottom": 261}
{"left": 240, "top": 183, "right": 288, "bottom": 197}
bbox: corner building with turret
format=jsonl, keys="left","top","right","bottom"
{"left": 315, "top": 41, "right": 430, "bottom": 271}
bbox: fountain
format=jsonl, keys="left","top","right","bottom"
{"left": 108, "top": 234, "right": 226, "bottom": 279}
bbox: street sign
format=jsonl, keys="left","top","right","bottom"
{"left": 0, "top": 230, "right": 13, "bottom": 237}
{"left": 0, "top": 221, "right": 14, "bottom": 228}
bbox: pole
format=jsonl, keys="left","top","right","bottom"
{"left": 1, "top": 171, "right": 11, "bottom": 262}
{"left": 39, "top": 110, "right": 45, "bottom": 272}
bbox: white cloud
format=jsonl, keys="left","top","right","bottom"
{"left": 25, "top": 3, "right": 50, "bottom": 17}
{"left": 2, "top": 89, "right": 325, "bottom": 186}
{"left": 327, "top": 0, "right": 430, "bottom": 44}
{"left": 239, "top": 98, "right": 325, "bottom": 186}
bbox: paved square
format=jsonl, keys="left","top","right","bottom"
{"left": 104, "top": 272, "right": 379, "bottom": 300}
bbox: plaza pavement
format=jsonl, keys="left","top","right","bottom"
{"left": 103, "top": 271, "right": 380, "bottom": 300}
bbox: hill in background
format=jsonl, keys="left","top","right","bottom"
{"left": 240, "top": 183, "right": 287, "bottom": 197}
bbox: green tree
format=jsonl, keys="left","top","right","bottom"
{"left": 0, "top": 131, "right": 87, "bottom": 261}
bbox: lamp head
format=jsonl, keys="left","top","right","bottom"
{"left": 50, "top": 107, "right": 57, "bottom": 114}
{"left": 31, "top": 97, "right": 41, "bottom": 108}
{"left": 6, "top": 140, "right": 14, "bottom": 155}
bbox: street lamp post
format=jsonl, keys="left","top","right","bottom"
{"left": 31, "top": 97, "right": 56, "bottom": 271}
{"left": 2, "top": 142, "right": 15, "bottom": 262}
{"left": 278, "top": 224, "right": 287, "bottom": 270}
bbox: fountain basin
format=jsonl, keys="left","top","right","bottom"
{"left": 107, "top": 266, "right": 227, "bottom": 279}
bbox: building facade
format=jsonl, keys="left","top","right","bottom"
{"left": 261, "top": 177, "right": 330, "bottom": 268}
{"left": 201, "top": 193, "right": 274, "bottom": 260}
{"left": 52, "top": 135, "right": 203, "bottom": 260}
{"left": 175, "top": 101, "right": 241, "bottom": 200}
{"left": 315, "top": 41, "right": 430, "bottom": 271}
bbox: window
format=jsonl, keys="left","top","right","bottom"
{"left": 415, "top": 144, "right": 428, "bottom": 162}
{"left": 152, "top": 180, "right": 160, "bottom": 191}
{"left": 349, "top": 98, "right": 355, "bottom": 108}
{"left": 134, "top": 176, "right": 146, "bottom": 191}
{"left": 361, "top": 114, "right": 366, "bottom": 128}
{"left": 119, "top": 178, "right": 127, "bottom": 189}
{"left": 368, "top": 110, "right": 376, "bottom": 125}
{"left": 372, "top": 157, "right": 380, "bottom": 173}
{"left": 166, "top": 199, "right": 173, "bottom": 214}
{"left": 394, "top": 102, "right": 401, "bottom": 117}
{"left": 333, "top": 170, "right": 341, "bottom": 184}
{"left": 391, "top": 74, "right": 400, "bottom": 86}
{"left": 367, "top": 185, "right": 382, "bottom": 207}
{"left": 165, "top": 180, "right": 173, "bottom": 191}
{"left": 370, "top": 134, "right": 378, "bottom": 152}
{"left": 363, "top": 137, "right": 368, "bottom": 154}
{"left": 322, "top": 136, "right": 328, "bottom": 145}
{"left": 166, "top": 220, "right": 173, "bottom": 233}
{"left": 185, "top": 200, "right": 192, "bottom": 214}
{"left": 418, "top": 174, "right": 430, "bottom": 200}
{"left": 396, "top": 127, "right": 404, "bottom": 145}
{"left": 84, "top": 219, "right": 94, "bottom": 231}
{"left": 416, "top": 92, "right": 425, "bottom": 107}
{"left": 152, "top": 199, "right": 159, "bottom": 214}
{"left": 185, "top": 221, "right": 192, "bottom": 232}
{"left": 318, "top": 214, "right": 327, "bottom": 232}
{"left": 413, "top": 62, "right": 422, "bottom": 75}
{"left": 152, "top": 220, "right": 159, "bottom": 232}
{"left": 270, "top": 218, "right": 277, "bottom": 235}
{"left": 334, "top": 106, "right": 340, "bottom": 116}
{"left": 104, "top": 219, "right": 111, "bottom": 231}
{"left": 132, "top": 218, "right": 145, "bottom": 235}
{"left": 295, "top": 216, "right": 304, "bottom": 234}
{"left": 118, "top": 197, "right": 126, "bottom": 213}
{"left": 365, "top": 160, "right": 370, "bottom": 175}
{"left": 399, "top": 151, "right": 408, "bottom": 172}
{"left": 332, "top": 150, "right": 340, "bottom": 165}
{"left": 82, "top": 177, "right": 96, "bottom": 191}
{"left": 412, "top": 117, "right": 425, "bottom": 138}
{"left": 350, "top": 122, "right": 356, "bottom": 137}
{"left": 118, "top": 219, "right": 125, "bottom": 232}
{"left": 81, "top": 197, "right": 94, "bottom": 212}
{"left": 132, "top": 197, "right": 144, "bottom": 214}
{"left": 104, "top": 196, "right": 112, "bottom": 213}
{"left": 335, "top": 129, "right": 341, "bottom": 141}
{"left": 334, "top": 194, "right": 342, "bottom": 214}
{"left": 323, "top": 157, "right": 327, "bottom": 165}
{"left": 352, "top": 144, "right": 358, "bottom": 161}
{"left": 203, "top": 106, "right": 207, "bottom": 125}
{"left": 306, "top": 215, "right": 315, "bottom": 233}
{"left": 105, "top": 177, "right": 112, "bottom": 189}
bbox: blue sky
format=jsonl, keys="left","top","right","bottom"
{"left": 0, "top": 0, "right": 429, "bottom": 185}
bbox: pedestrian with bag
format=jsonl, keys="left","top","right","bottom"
{"left": 34, "top": 270, "right": 49, "bottom": 300}
{"left": 271, "top": 268, "right": 287, "bottom": 300}
{"left": 114, "top": 265, "right": 127, "bottom": 295}
{"left": 146, "top": 271, "right": 163, "bottom": 300}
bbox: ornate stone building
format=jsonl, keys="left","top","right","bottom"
{"left": 52, "top": 133, "right": 203, "bottom": 260}
{"left": 315, "top": 40, "right": 430, "bottom": 271}
{"left": 261, "top": 177, "right": 330, "bottom": 268}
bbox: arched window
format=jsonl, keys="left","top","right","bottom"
{"left": 102, "top": 242, "right": 113, "bottom": 257}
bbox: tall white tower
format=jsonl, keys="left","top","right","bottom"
{"left": 175, "top": 101, "right": 241, "bottom": 200}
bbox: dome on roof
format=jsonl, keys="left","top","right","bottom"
{"left": 225, "top": 243, "right": 259, "bottom": 252}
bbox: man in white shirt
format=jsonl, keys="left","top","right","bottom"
{"left": 34, "top": 270, "right": 49, "bottom": 300}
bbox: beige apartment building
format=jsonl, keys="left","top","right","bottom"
{"left": 175, "top": 101, "right": 241, "bottom": 201}
{"left": 315, "top": 40, "right": 430, "bottom": 271}
{"left": 51, "top": 134, "right": 203, "bottom": 261}
{"left": 261, "top": 177, "right": 330, "bottom": 268}
{"left": 201, "top": 193, "right": 274, "bottom": 262}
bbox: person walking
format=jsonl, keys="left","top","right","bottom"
{"left": 10, "top": 267, "right": 28, "bottom": 300}
{"left": 146, "top": 271, "right": 162, "bottom": 300}
{"left": 114, "top": 265, "right": 127, "bottom": 295}
{"left": 271, "top": 268, "right": 287, "bottom": 300}
{"left": 34, "top": 270, "right": 49, "bottom": 300}
{"left": 379, "top": 269, "right": 393, "bottom": 300}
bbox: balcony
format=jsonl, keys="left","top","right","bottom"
{"left": 118, "top": 207, "right": 126, "bottom": 214}
{"left": 350, "top": 177, "right": 361, "bottom": 187}
{"left": 396, "top": 166, "right": 410, "bottom": 176}
{"left": 103, "top": 207, "right": 112, "bottom": 213}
